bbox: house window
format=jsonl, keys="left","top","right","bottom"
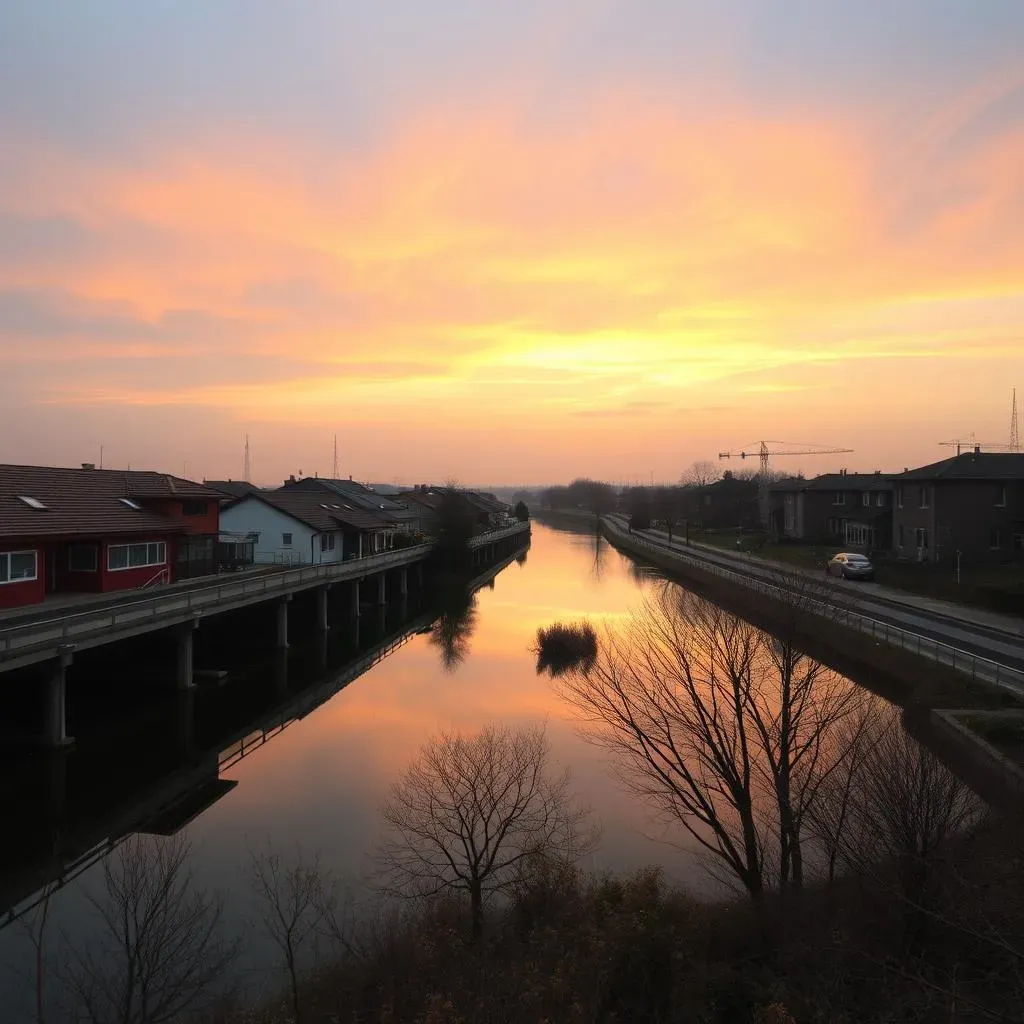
{"left": 118, "top": 498, "right": 142, "bottom": 510}
{"left": 919, "top": 486, "right": 930, "bottom": 509}
{"left": 990, "top": 528, "right": 1002, "bottom": 550}
{"left": 832, "top": 492, "right": 845, "bottom": 506}
{"left": 827, "top": 517, "right": 838, "bottom": 534}
{"left": 915, "top": 527, "right": 929, "bottom": 550}
{"left": 876, "top": 493, "right": 887, "bottom": 507}
{"left": 68, "top": 544, "right": 99, "bottom": 572}
{"left": 282, "top": 533, "right": 293, "bottom": 547}
{"left": 0, "top": 550, "right": 38, "bottom": 584}
{"left": 898, "top": 525, "right": 905, "bottom": 546}
{"left": 322, "top": 533, "right": 336, "bottom": 552}
{"left": 896, "top": 486, "right": 904, "bottom": 509}
{"left": 861, "top": 492, "right": 870, "bottom": 507}
{"left": 182, "top": 500, "right": 208, "bottom": 516}
{"left": 995, "top": 486, "right": 1007, "bottom": 508}
{"left": 107, "top": 541, "right": 166, "bottom": 571}
{"left": 1014, "top": 531, "right": 1024, "bottom": 552}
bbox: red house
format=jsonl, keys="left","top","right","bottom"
{"left": 0, "top": 464, "right": 224, "bottom": 609}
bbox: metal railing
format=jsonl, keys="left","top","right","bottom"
{"left": 468, "top": 521, "right": 531, "bottom": 547}
{"left": 603, "top": 518, "right": 1024, "bottom": 695}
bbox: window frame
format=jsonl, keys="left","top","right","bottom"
{"left": 282, "top": 532, "right": 293, "bottom": 547}
{"left": 181, "top": 499, "right": 208, "bottom": 516}
{"left": 989, "top": 528, "right": 1002, "bottom": 550}
{"left": 861, "top": 492, "right": 870, "bottom": 507}
{"left": 107, "top": 540, "right": 167, "bottom": 572}
{"left": 832, "top": 492, "right": 846, "bottom": 506}
{"left": 876, "top": 492, "right": 887, "bottom": 507}
{"left": 68, "top": 543, "right": 99, "bottom": 573}
{"left": 919, "top": 486, "right": 930, "bottom": 509}
{"left": 0, "top": 549, "right": 39, "bottom": 585}
{"left": 995, "top": 485, "right": 1008, "bottom": 508}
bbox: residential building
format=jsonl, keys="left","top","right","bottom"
{"left": 682, "top": 472, "right": 761, "bottom": 531}
{"left": 283, "top": 477, "right": 423, "bottom": 534}
{"left": 399, "top": 487, "right": 445, "bottom": 534}
{"left": 219, "top": 489, "right": 394, "bottom": 565}
{"left": 768, "top": 470, "right": 894, "bottom": 550}
{"left": 890, "top": 451, "right": 1024, "bottom": 562}
{"left": 0, "top": 464, "right": 223, "bottom": 609}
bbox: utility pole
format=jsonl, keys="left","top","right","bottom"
{"left": 244, "top": 434, "right": 251, "bottom": 481}
{"left": 333, "top": 434, "right": 339, "bottom": 478}
{"left": 1011, "top": 388, "right": 1020, "bottom": 453}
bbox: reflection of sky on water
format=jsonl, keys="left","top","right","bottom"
{"left": 0, "top": 525, "right": 713, "bottom": 1016}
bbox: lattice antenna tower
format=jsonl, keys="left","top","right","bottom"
{"left": 243, "top": 434, "right": 251, "bottom": 481}
{"left": 333, "top": 434, "right": 339, "bottom": 478}
{"left": 1011, "top": 388, "right": 1020, "bottom": 453}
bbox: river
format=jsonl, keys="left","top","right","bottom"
{"left": 1, "top": 522, "right": 731, "bottom": 1017}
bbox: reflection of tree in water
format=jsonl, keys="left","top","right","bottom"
{"left": 429, "top": 589, "right": 479, "bottom": 673}
{"left": 589, "top": 532, "right": 608, "bottom": 583}
{"left": 515, "top": 548, "right": 528, "bottom": 567}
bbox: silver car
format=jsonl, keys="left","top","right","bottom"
{"left": 827, "top": 552, "right": 875, "bottom": 581}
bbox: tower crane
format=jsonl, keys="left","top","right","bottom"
{"left": 938, "top": 433, "right": 1012, "bottom": 456}
{"left": 717, "top": 440, "right": 854, "bottom": 478}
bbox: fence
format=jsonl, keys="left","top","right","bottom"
{"left": 603, "top": 518, "right": 1024, "bottom": 695}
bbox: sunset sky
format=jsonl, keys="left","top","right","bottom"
{"left": 1, "top": 2, "right": 1022, "bottom": 486}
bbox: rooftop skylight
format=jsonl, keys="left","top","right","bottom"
{"left": 17, "top": 495, "right": 47, "bottom": 510}
{"left": 118, "top": 497, "right": 142, "bottom": 510}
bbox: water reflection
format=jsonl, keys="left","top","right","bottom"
{"left": 429, "top": 588, "right": 479, "bottom": 673}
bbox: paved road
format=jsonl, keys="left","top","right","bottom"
{"left": 605, "top": 515, "right": 1024, "bottom": 685}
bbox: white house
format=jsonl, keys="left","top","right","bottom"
{"left": 220, "top": 490, "right": 393, "bottom": 566}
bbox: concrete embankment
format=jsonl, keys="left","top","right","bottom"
{"left": 600, "top": 517, "right": 1021, "bottom": 714}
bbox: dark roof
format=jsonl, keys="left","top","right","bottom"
{"left": 770, "top": 472, "right": 894, "bottom": 493}
{"left": 286, "top": 477, "right": 420, "bottom": 523}
{"left": 203, "top": 480, "right": 262, "bottom": 499}
{"left": 0, "top": 463, "right": 218, "bottom": 540}
{"left": 466, "top": 490, "right": 510, "bottom": 513}
{"left": 399, "top": 490, "right": 445, "bottom": 511}
{"left": 893, "top": 452, "right": 1024, "bottom": 482}
{"left": 234, "top": 490, "right": 391, "bottom": 533}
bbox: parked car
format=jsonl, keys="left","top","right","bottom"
{"left": 826, "top": 552, "right": 875, "bottom": 581}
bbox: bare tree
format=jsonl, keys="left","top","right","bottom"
{"left": 249, "top": 846, "right": 334, "bottom": 1024}
{"left": 681, "top": 460, "right": 720, "bottom": 487}
{"left": 376, "top": 725, "right": 596, "bottom": 940}
{"left": 556, "top": 589, "right": 767, "bottom": 902}
{"left": 810, "top": 709, "right": 982, "bottom": 908}
{"left": 59, "top": 834, "right": 236, "bottom": 1024}
{"left": 555, "top": 587, "right": 874, "bottom": 905}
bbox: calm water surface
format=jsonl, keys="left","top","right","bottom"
{"left": 0, "top": 523, "right": 719, "bottom": 1015}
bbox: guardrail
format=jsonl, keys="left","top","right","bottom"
{"left": 468, "top": 521, "right": 531, "bottom": 547}
{"left": 603, "top": 518, "right": 1024, "bottom": 695}
{"left": 0, "top": 544, "right": 431, "bottom": 663}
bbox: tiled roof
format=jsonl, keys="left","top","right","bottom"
{"left": 400, "top": 490, "right": 445, "bottom": 511}
{"left": 893, "top": 452, "right": 1024, "bottom": 481}
{"left": 770, "top": 473, "right": 894, "bottom": 493}
{"left": 287, "top": 478, "right": 420, "bottom": 523}
{"left": 0, "top": 463, "right": 217, "bottom": 540}
{"left": 240, "top": 490, "right": 391, "bottom": 533}
{"left": 203, "top": 480, "right": 262, "bottom": 499}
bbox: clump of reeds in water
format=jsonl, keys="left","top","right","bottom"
{"left": 533, "top": 621, "right": 598, "bottom": 677}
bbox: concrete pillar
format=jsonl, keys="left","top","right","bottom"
{"left": 400, "top": 568, "right": 408, "bottom": 596}
{"left": 417, "top": 562, "right": 424, "bottom": 587}
{"left": 315, "top": 585, "right": 330, "bottom": 633}
{"left": 377, "top": 605, "right": 387, "bottom": 634}
{"left": 348, "top": 615, "right": 361, "bottom": 650}
{"left": 276, "top": 594, "right": 292, "bottom": 649}
{"left": 43, "top": 648, "right": 74, "bottom": 749}
{"left": 377, "top": 572, "right": 387, "bottom": 605}
{"left": 176, "top": 623, "right": 196, "bottom": 690}
{"left": 351, "top": 580, "right": 361, "bottom": 617}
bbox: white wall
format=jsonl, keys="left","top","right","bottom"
{"left": 221, "top": 499, "right": 316, "bottom": 565}
{"left": 316, "top": 530, "right": 344, "bottom": 563}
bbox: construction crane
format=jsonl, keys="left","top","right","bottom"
{"left": 717, "top": 440, "right": 854, "bottom": 477}
{"left": 939, "top": 433, "right": 1012, "bottom": 456}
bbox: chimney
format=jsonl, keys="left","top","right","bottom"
{"left": 286, "top": 474, "right": 296, "bottom": 485}
{"left": 874, "top": 470, "right": 881, "bottom": 475}
{"left": 974, "top": 445, "right": 981, "bottom": 455}
{"left": 81, "top": 462, "right": 95, "bottom": 470}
